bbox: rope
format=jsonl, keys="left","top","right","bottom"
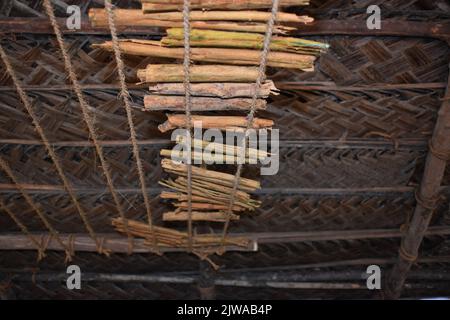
{"left": 0, "top": 45, "right": 107, "bottom": 256}
{"left": 42, "top": 0, "right": 133, "bottom": 251}
{"left": 0, "top": 198, "right": 46, "bottom": 261}
{"left": 0, "top": 157, "right": 73, "bottom": 262}
{"left": 182, "top": 0, "right": 194, "bottom": 251}
{"left": 219, "top": 0, "right": 280, "bottom": 250}
{"left": 428, "top": 139, "right": 450, "bottom": 162}
{"left": 399, "top": 241, "right": 418, "bottom": 263}
{"left": 104, "top": 0, "right": 159, "bottom": 254}
{"left": 414, "top": 188, "right": 440, "bottom": 211}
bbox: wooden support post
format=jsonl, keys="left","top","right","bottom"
{"left": 385, "top": 63, "right": 450, "bottom": 299}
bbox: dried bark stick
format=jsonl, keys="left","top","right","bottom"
{"left": 161, "top": 191, "right": 227, "bottom": 205}
{"left": 112, "top": 217, "right": 250, "bottom": 248}
{"left": 176, "top": 135, "right": 271, "bottom": 159}
{"left": 163, "top": 211, "right": 240, "bottom": 222}
{"left": 159, "top": 177, "right": 260, "bottom": 210}
{"left": 158, "top": 115, "right": 274, "bottom": 133}
{"left": 161, "top": 158, "right": 260, "bottom": 190}
{"left": 138, "top": 11, "right": 313, "bottom": 23}
{"left": 162, "top": 28, "right": 329, "bottom": 55}
{"left": 94, "top": 41, "right": 316, "bottom": 70}
{"left": 144, "top": 95, "right": 266, "bottom": 111}
{"left": 139, "top": 64, "right": 259, "bottom": 83}
{"left": 141, "top": 0, "right": 309, "bottom": 11}
{"left": 160, "top": 149, "right": 259, "bottom": 164}
{"left": 174, "top": 202, "right": 245, "bottom": 211}
{"left": 148, "top": 81, "right": 279, "bottom": 98}
{"left": 89, "top": 9, "right": 294, "bottom": 33}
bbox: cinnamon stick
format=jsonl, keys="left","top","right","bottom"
{"left": 158, "top": 115, "right": 274, "bottom": 133}
{"left": 144, "top": 95, "right": 266, "bottom": 111}
{"left": 137, "top": 10, "right": 313, "bottom": 23}
{"left": 138, "top": 64, "right": 260, "bottom": 83}
{"left": 94, "top": 41, "right": 316, "bottom": 70}
{"left": 89, "top": 9, "right": 294, "bottom": 34}
{"left": 163, "top": 210, "right": 240, "bottom": 222}
{"left": 141, "top": 0, "right": 309, "bottom": 11}
{"left": 148, "top": 81, "right": 279, "bottom": 98}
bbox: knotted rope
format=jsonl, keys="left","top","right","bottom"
{"left": 219, "top": 0, "right": 280, "bottom": 250}
{"left": 0, "top": 44, "right": 107, "bottom": 256}
{"left": 0, "top": 157, "right": 73, "bottom": 262}
{"left": 182, "top": 0, "right": 195, "bottom": 251}
{"left": 0, "top": 198, "right": 46, "bottom": 261}
{"left": 104, "top": 0, "right": 159, "bottom": 254}
{"left": 43, "top": 0, "right": 133, "bottom": 252}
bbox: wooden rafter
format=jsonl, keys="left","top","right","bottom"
{"left": 1, "top": 226, "right": 450, "bottom": 253}
{"left": 385, "top": 63, "right": 450, "bottom": 299}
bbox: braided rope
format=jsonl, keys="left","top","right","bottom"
{"left": 182, "top": 0, "right": 194, "bottom": 251}
{"left": 0, "top": 44, "right": 108, "bottom": 256}
{"left": 220, "top": 0, "right": 280, "bottom": 250}
{"left": 0, "top": 198, "right": 46, "bottom": 261}
{"left": 42, "top": 0, "right": 133, "bottom": 250}
{"left": 104, "top": 0, "right": 159, "bottom": 254}
{"left": 0, "top": 157, "right": 73, "bottom": 262}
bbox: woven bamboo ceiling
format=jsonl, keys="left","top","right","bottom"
{"left": 0, "top": 0, "right": 450, "bottom": 300}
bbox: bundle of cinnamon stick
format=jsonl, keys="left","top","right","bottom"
{"left": 90, "top": 0, "right": 328, "bottom": 71}
{"left": 159, "top": 159, "right": 261, "bottom": 222}
{"left": 112, "top": 217, "right": 251, "bottom": 248}
{"left": 95, "top": 0, "right": 325, "bottom": 253}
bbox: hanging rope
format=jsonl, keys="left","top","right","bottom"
{"left": 0, "top": 198, "right": 46, "bottom": 261}
{"left": 182, "top": 0, "right": 194, "bottom": 251}
{"left": 0, "top": 45, "right": 109, "bottom": 256}
{"left": 104, "top": 0, "right": 159, "bottom": 254}
{"left": 0, "top": 157, "right": 73, "bottom": 262}
{"left": 219, "top": 0, "right": 280, "bottom": 250}
{"left": 42, "top": 0, "right": 134, "bottom": 251}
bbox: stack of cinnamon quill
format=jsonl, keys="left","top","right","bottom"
{"left": 91, "top": 0, "right": 327, "bottom": 247}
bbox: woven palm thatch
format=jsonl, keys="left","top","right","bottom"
{"left": 0, "top": 0, "right": 450, "bottom": 299}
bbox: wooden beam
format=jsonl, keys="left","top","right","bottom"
{"left": 0, "top": 82, "right": 445, "bottom": 92}
{"left": 0, "top": 233, "right": 257, "bottom": 253}
{"left": 9, "top": 270, "right": 450, "bottom": 291}
{"left": 289, "top": 20, "right": 450, "bottom": 41}
{"left": 385, "top": 65, "right": 450, "bottom": 299}
{"left": 0, "top": 17, "right": 162, "bottom": 35}
{"left": 0, "top": 183, "right": 443, "bottom": 196}
{"left": 0, "top": 138, "right": 428, "bottom": 150}
{"left": 0, "top": 227, "right": 449, "bottom": 253}
{"left": 0, "top": 18, "right": 449, "bottom": 40}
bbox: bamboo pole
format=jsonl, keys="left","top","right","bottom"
{"left": 144, "top": 95, "right": 266, "bottom": 111}
{"left": 162, "top": 28, "right": 329, "bottom": 55}
{"left": 148, "top": 80, "right": 279, "bottom": 98}
{"left": 158, "top": 115, "right": 274, "bottom": 132}
{"left": 386, "top": 65, "right": 450, "bottom": 299}
{"left": 94, "top": 41, "right": 316, "bottom": 70}
{"left": 89, "top": 9, "right": 294, "bottom": 33}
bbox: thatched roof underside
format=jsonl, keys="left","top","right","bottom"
{"left": 0, "top": 0, "right": 450, "bottom": 299}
